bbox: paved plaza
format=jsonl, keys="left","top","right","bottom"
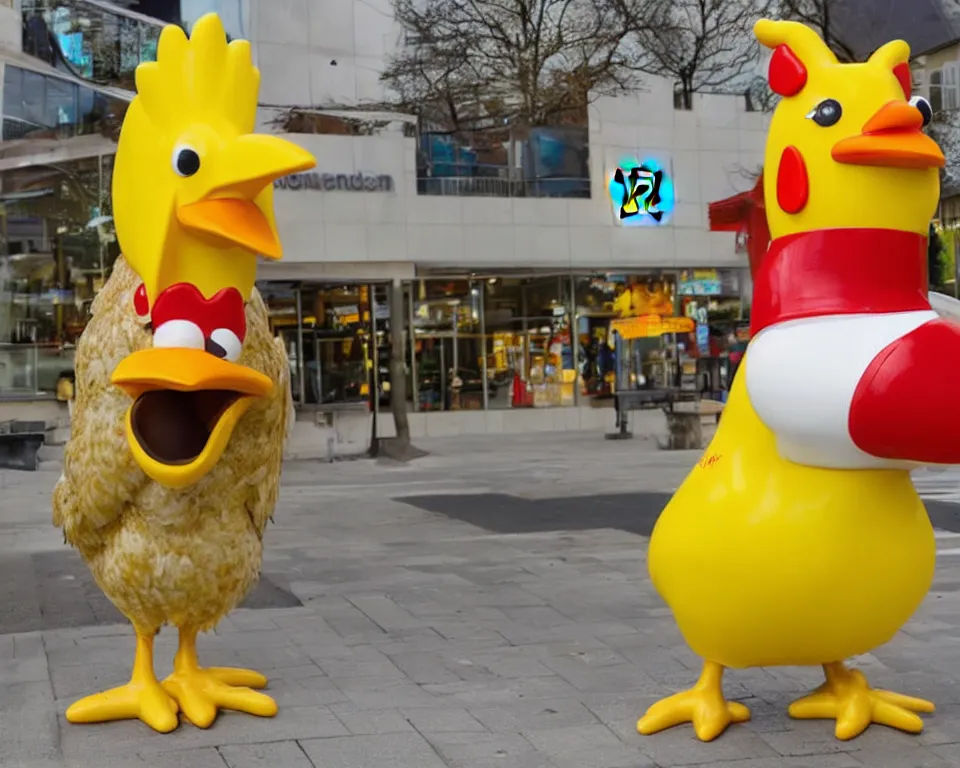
{"left": 4, "top": 432, "right": 960, "bottom": 767}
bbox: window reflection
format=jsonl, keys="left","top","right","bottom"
{"left": 411, "top": 279, "right": 486, "bottom": 411}
{"left": 2, "top": 65, "right": 128, "bottom": 140}
{"left": 21, "top": 0, "right": 163, "bottom": 89}
{"left": 482, "top": 277, "right": 574, "bottom": 408}
{"left": 0, "top": 155, "right": 117, "bottom": 394}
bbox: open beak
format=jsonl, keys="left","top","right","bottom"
{"left": 111, "top": 348, "right": 273, "bottom": 489}
{"left": 832, "top": 101, "right": 945, "bottom": 169}
{"left": 176, "top": 134, "right": 316, "bottom": 259}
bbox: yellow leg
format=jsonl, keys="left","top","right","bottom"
{"left": 789, "top": 661, "right": 934, "bottom": 740}
{"left": 638, "top": 661, "right": 750, "bottom": 742}
{"left": 161, "top": 626, "right": 277, "bottom": 729}
{"left": 65, "top": 629, "right": 179, "bottom": 733}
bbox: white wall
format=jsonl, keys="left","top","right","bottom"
{"left": 250, "top": 0, "right": 401, "bottom": 107}
{"left": 268, "top": 77, "right": 768, "bottom": 275}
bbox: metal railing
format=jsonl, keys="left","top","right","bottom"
{"left": 0, "top": 343, "right": 75, "bottom": 396}
{"left": 417, "top": 175, "right": 591, "bottom": 198}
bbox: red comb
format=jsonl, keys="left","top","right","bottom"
{"left": 769, "top": 45, "right": 807, "bottom": 96}
{"left": 893, "top": 62, "right": 911, "bottom": 99}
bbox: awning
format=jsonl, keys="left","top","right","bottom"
{"left": 708, "top": 174, "right": 769, "bottom": 276}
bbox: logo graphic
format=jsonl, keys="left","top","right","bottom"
{"left": 608, "top": 158, "right": 674, "bottom": 226}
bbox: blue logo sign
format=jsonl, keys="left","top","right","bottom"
{"left": 608, "top": 158, "right": 675, "bottom": 226}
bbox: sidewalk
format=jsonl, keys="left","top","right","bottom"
{"left": 3, "top": 435, "right": 960, "bottom": 767}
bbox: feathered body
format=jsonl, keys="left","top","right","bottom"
{"left": 53, "top": 257, "right": 290, "bottom": 634}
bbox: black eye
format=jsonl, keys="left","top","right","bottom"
{"left": 808, "top": 99, "right": 842, "bottom": 127}
{"left": 172, "top": 146, "right": 201, "bottom": 177}
{"left": 910, "top": 96, "right": 933, "bottom": 127}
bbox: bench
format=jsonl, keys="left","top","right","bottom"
{"left": 0, "top": 420, "right": 47, "bottom": 471}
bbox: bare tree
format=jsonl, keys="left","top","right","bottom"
{"left": 381, "top": 0, "right": 652, "bottom": 130}
{"left": 614, "top": 0, "right": 773, "bottom": 110}
{"left": 776, "top": 0, "right": 869, "bottom": 63}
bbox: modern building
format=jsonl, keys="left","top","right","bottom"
{"left": 0, "top": 0, "right": 766, "bottom": 456}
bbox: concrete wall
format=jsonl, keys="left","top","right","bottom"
{"left": 284, "top": 404, "right": 673, "bottom": 460}
{"left": 265, "top": 77, "right": 767, "bottom": 275}
{"left": 249, "top": 0, "right": 401, "bottom": 107}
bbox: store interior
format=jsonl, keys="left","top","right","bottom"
{"left": 251, "top": 270, "right": 749, "bottom": 415}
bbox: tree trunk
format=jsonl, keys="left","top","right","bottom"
{"left": 379, "top": 278, "right": 427, "bottom": 461}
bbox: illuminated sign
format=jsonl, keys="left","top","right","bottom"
{"left": 608, "top": 158, "right": 675, "bottom": 226}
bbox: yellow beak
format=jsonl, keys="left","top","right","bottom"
{"left": 112, "top": 348, "right": 273, "bottom": 489}
{"left": 176, "top": 134, "right": 316, "bottom": 259}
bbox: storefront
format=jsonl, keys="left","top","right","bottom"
{"left": 253, "top": 268, "right": 745, "bottom": 417}
{"left": 0, "top": 152, "right": 119, "bottom": 397}
{"left": 257, "top": 281, "right": 393, "bottom": 410}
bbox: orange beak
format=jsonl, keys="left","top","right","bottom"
{"left": 831, "top": 101, "right": 945, "bottom": 169}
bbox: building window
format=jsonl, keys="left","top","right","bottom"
{"left": 482, "top": 276, "right": 573, "bottom": 409}
{"left": 416, "top": 127, "right": 590, "bottom": 199}
{"left": 410, "top": 279, "right": 484, "bottom": 411}
{"left": 261, "top": 282, "right": 390, "bottom": 408}
{"left": 2, "top": 65, "right": 128, "bottom": 140}
{"left": 0, "top": 155, "right": 118, "bottom": 396}
{"left": 22, "top": 0, "right": 163, "bottom": 89}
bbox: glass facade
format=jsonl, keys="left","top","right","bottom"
{"left": 250, "top": 269, "right": 747, "bottom": 413}
{"left": 2, "top": 64, "right": 129, "bottom": 140}
{"left": 22, "top": 0, "right": 164, "bottom": 91}
{"left": 0, "top": 154, "right": 117, "bottom": 396}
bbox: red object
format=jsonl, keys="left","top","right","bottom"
{"left": 849, "top": 318, "right": 960, "bottom": 463}
{"left": 775, "top": 146, "right": 809, "bottom": 214}
{"left": 750, "top": 228, "right": 929, "bottom": 336}
{"left": 708, "top": 174, "right": 770, "bottom": 278}
{"left": 151, "top": 283, "right": 247, "bottom": 342}
{"left": 133, "top": 284, "right": 149, "bottom": 318}
{"left": 768, "top": 45, "right": 807, "bottom": 96}
{"left": 893, "top": 62, "right": 911, "bottom": 99}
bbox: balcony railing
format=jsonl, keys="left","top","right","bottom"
{"left": 22, "top": 0, "right": 166, "bottom": 89}
{"left": 0, "top": 343, "right": 75, "bottom": 396}
{"left": 417, "top": 174, "right": 590, "bottom": 198}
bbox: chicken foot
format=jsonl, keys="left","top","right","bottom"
{"left": 789, "top": 661, "right": 934, "bottom": 740}
{"left": 161, "top": 626, "right": 278, "bottom": 728}
{"left": 65, "top": 629, "right": 180, "bottom": 733}
{"left": 637, "top": 661, "right": 750, "bottom": 741}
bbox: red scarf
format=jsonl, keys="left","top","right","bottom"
{"left": 750, "top": 228, "right": 930, "bottom": 336}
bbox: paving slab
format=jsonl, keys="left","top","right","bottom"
{"left": 2, "top": 433, "right": 960, "bottom": 766}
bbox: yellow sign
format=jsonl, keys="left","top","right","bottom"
{"left": 610, "top": 314, "right": 695, "bottom": 339}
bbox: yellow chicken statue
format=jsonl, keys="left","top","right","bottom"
{"left": 639, "top": 19, "right": 954, "bottom": 743}
{"left": 52, "top": 13, "right": 315, "bottom": 733}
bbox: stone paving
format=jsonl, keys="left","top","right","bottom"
{"left": 2, "top": 433, "right": 960, "bottom": 767}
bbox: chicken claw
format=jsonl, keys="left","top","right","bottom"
{"left": 789, "top": 662, "right": 934, "bottom": 739}
{"left": 65, "top": 631, "right": 180, "bottom": 733}
{"left": 162, "top": 627, "right": 277, "bottom": 728}
{"left": 638, "top": 661, "right": 750, "bottom": 741}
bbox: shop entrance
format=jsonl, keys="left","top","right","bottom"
{"left": 260, "top": 281, "right": 395, "bottom": 410}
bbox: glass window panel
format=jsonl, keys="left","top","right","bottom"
{"left": 0, "top": 156, "right": 113, "bottom": 395}
{"left": 45, "top": 76, "right": 77, "bottom": 130}
{"left": 412, "top": 279, "right": 484, "bottom": 411}
{"left": 20, "top": 70, "right": 47, "bottom": 128}
{"left": 482, "top": 276, "right": 572, "bottom": 409}
{"left": 3, "top": 65, "right": 23, "bottom": 121}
